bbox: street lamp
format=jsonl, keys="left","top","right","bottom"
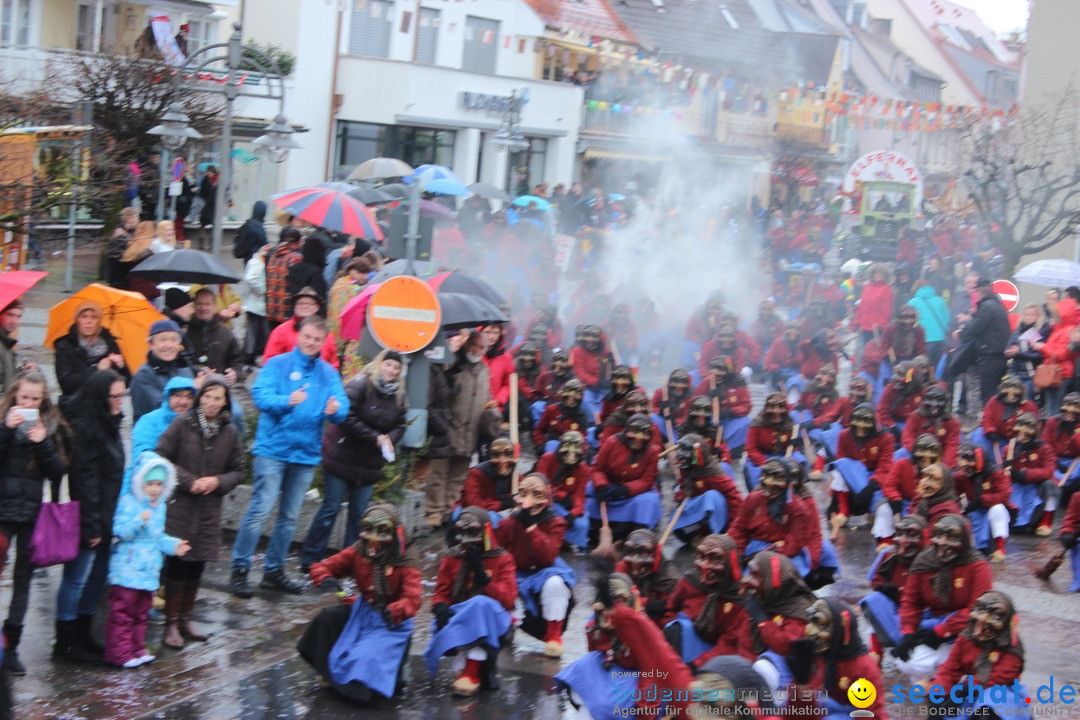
{"left": 147, "top": 102, "right": 204, "bottom": 151}
{"left": 491, "top": 89, "right": 530, "bottom": 152}
{"left": 252, "top": 114, "right": 302, "bottom": 164}
{"left": 150, "top": 21, "right": 299, "bottom": 256}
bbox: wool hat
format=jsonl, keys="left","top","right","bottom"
{"left": 383, "top": 350, "right": 403, "bottom": 364}
{"left": 149, "top": 319, "right": 182, "bottom": 337}
{"left": 164, "top": 287, "right": 194, "bottom": 311}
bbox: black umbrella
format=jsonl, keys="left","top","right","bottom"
{"left": 372, "top": 260, "right": 507, "bottom": 307}
{"left": 372, "top": 259, "right": 439, "bottom": 283}
{"left": 129, "top": 249, "right": 241, "bottom": 284}
{"left": 439, "top": 292, "right": 508, "bottom": 329}
{"left": 315, "top": 181, "right": 394, "bottom": 206}
{"left": 379, "top": 183, "right": 410, "bottom": 199}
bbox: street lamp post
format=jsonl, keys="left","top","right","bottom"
{"left": 149, "top": 22, "right": 300, "bottom": 256}
{"left": 490, "top": 89, "right": 530, "bottom": 192}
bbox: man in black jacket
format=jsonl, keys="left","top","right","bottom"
{"left": 957, "top": 277, "right": 1010, "bottom": 428}
{"left": 187, "top": 289, "right": 244, "bottom": 384}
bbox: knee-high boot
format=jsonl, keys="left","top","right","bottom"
{"left": 162, "top": 579, "right": 185, "bottom": 650}
{"left": 179, "top": 578, "right": 209, "bottom": 641}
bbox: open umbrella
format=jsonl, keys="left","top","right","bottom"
{"left": 316, "top": 182, "right": 394, "bottom": 205}
{"left": 438, "top": 292, "right": 507, "bottom": 330}
{"left": 467, "top": 182, "right": 511, "bottom": 202}
{"left": 46, "top": 284, "right": 165, "bottom": 372}
{"left": 424, "top": 178, "right": 470, "bottom": 197}
{"left": 379, "top": 183, "right": 410, "bottom": 199}
{"left": 339, "top": 282, "right": 382, "bottom": 340}
{"left": 272, "top": 186, "right": 384, "bottom": 240}
{"left": 406, "top": 164, "right": 462, "bottom": 186}
{"left": 387, "top": 199, "right": 456, "bottom": 220}
{"left": 1014, "top": 259, "right": 1080, "bottom": 288}
{"left": 372, "top": 259, "right": 441, "bottom": 283}
{"left": 129, "top": 249, "right": 241, "bottom": 284}
{"left": 0, "top": 270, "right": 47, "bottom": 310}
{"left": 347, "top": 158, "right": 414, "bottom": 181}
{"left": 512, "top": 195, "right": 552, "bottom": 211}
{"left": 429, "top": 271, "right": 507, "bottom": 307}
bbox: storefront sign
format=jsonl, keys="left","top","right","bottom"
{"left": 460, "top": 91, "right": 519, "bottom": 115}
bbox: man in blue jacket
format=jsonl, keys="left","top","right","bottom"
{"left": 231, "top": 316, "right": 349, "bottom": 597}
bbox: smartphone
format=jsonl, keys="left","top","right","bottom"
{"left": 15, "top": 408, "right": 38, "bottom": 425}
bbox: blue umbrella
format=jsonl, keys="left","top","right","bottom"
{"left": 512, "top": 195, "right": 552, "bottom": 211}
{"left": 424, "top": 178, "right": 470, "bottom": 196}
{"left": 405, "top": 164, "right": 462, "bottom": 186}
{"left": 609, "top": 192, "right": 627, "bottom": 202}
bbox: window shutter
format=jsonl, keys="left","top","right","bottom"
{"left": 415, "top": 7, "right": 439, "bottom": 64}
{"left": 349, "top": 0, "right": 391, "bottom": 58}
{"left": 462, "top": 16, "right": 498, "bottom": 74}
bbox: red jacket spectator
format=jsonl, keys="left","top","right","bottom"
{"left": 1041, "top": 298, "right": 1080, "bottom": 380}
{"left": 854, "top": 280, "right": 895, "bottom": 333}
{"left": 881, "top": 322, "right": 927, "bottom": 361}
{"left": 483, "top": 347, "right": 514, "bottom": 411}
{"left": 263, "top": 320, "right": 339, "bottom": 369}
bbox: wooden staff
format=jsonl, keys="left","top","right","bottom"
{"left": 785, "top": 423, "right": 801, "bottom": 458}
{"left": 873, "top": 324, "right": 896, "bottom": 365}
{"left": 1060, "top": 456, "right": 1080, "bottom": 488}
{"left": 591, "top": 501, "right": 617, "bottom": 560}
{"left": 709, "top": 373, "right": 720, "bottom": 426}
{"left": 509, "top": 372, "right": 520, "bottom": 495}
{"left": 1006, "top": 438, "right": 1016, "bottom": 465}
{"left": 1035, "top": 548, "right": 1068, "bottom": 581}
{"left": 661, "top": 381, "right": 677, "bottom": 449}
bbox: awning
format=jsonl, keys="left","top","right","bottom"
{"left": 127, "top": 0, "right": 215, "bottom": 17}
{"left": 543, "top": 38, "right": 598, "bottom": 56}
{"left": 583, "top": 147, "right": 665, "bottom": 162}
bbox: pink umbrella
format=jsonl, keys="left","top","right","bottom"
{"left": 339, "top": 282, "right": 382, "bottom": 340}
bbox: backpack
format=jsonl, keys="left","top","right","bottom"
{"left": 232, "top": 220, "right": 257, "bottom": 259}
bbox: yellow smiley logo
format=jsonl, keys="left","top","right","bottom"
{"left": 848, "top": 678, "right": 876, "bottom": 709}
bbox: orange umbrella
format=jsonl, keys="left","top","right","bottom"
{"left": 46, "top": 284, "right": 165, "bottom": 373}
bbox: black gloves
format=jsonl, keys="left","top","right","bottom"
{"left": 607, "top": 486, "right": 630, "bottom": 503}
{"left": 742, "top": 595, "right": 768, "bottom": 626}
{"left": 892, "top": 633, "right": 919, "bottom": 661}
{"left": 559, "top": 494, "right": 575, "bottom": 510}
{"left": 593, "top": 485, "right": 610, "bottom": 503}
{"left": 788, "top": 638, "right": 816, "bottom": 684}
{"left": 818, "top": 421, "right": 832, "bottom": 432}
{"left": 645, "top": 598, "right": 668, "bottom": 620}
{"left": 378, "top": 605, "right": 395, "bottom": 627}
{"left": 966, "top": 495, "right": 984, "bottom": 512}
{"left": 318, "top": 578, "right": 342, "bottom": 594}
{"left": 1062, "top": 532, "right": 1078, "bottom": 550}
{"left": 804, "top": 567, "right": 836, "bottom": 590}
{"left": 878, "top": 583, "right": 901, "bottom": 605}
{"left": 717, "top": 409, "right": 734, "bottom": 422}
{"left": 433, "top": 602, "right": 453, "bottom": 631}
{"left": 465, "top": 549, "right": 491, "bottom": 587}
{"left": 516, "top": 509, "right": 539, "bottom": 528}
{"left": 916, "top": 627, "right": 945, "bottom": 649}
{"left": 1011, "top": 469, "right": 1027, "bottom": 485}
{"left": 567, "top": 512, "right": 581, "bottom": 522}
{"left": 889, "top": 499, "right": 904, "bottom": 515}
{"left": 499, "top": 494, "right": 516, "bottom": 511}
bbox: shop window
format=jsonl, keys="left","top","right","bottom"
{"left": 349, "top": 0, "right": 391, "bottom": 58}
{"left": 462, "top": 16, "right": 498, "bottom": 74}
{"left": 506, "top": 137, "right": 547, "bottom": 197}
{"left": 335, "top": 120, "right": 456, "bottom": 178}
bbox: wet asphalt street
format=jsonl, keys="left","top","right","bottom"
{"left": 4, "top": 248, "right": 1080, "bottom": 719}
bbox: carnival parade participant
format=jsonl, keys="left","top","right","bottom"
{"left": 1043, "top": 392, "right": 1080, "bottom": 492}
{"left": 745, "top": 392, "right": 803, "bottom": 490}
{"left": 458, "top": 437, "right": 517, "bottom": 525}
{"left": 533, "top": 430, "right": 590, "bottom": 549}
{"left": 1005, "top": 412, "right": 1059, "bottom": 536}
{"left": 587, "top": 414, "right": 662, "bottom": 542}
{"left": 651, "top": 368, "right": 694, "bottom": 443}
{"left": 876, "top": 434, "right": 949, "bottom": 546}
{"left": 955, "top": 443, "right": 1013, "bottom": 561}
{"left": 859, "top": 514, "right": 929, "bottom": 653}
{"left": 728, "top": 460, "right": 815, "bottom": 576}
{"left": 901, "top": 385, "right": 961, "bottom": 465}
{"left": 828, "top": 403, "right": 895, "bottom": 539}
{"left": 299, "top": 505, "right": 422, "bottom": 702}
{"left": 494, "top": 473, "right": 575, "bottom": 658}
{"left": 614, "top": 529, "right": 679, "bottom": 623}
{"left": 532, "top": 378, "right": 590, "bottom": 454}
{"left": 693, "top": 356, "right": 752, "bottom": 455}
{"left": 670, "top": 434, "right": 742, "bottom": 542}
{"left": 425, "top": 506, "right": 517, "bottom": 697}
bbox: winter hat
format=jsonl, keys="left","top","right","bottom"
{"left": 290, "top": 286, "right": 324, "bottom": 306}
{"left": 164, "top": 287, "right": 194, "bottom": 311}
{"left": 144, "top": 464, "right": 169, "bottom": 484}
{"left": 383, "top": 350, "right": 403, "bottom": 364}
{"left": 149, "top": 319, "right": 182, "bottom": 337}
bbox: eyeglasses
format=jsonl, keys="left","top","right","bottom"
{"left": 109, "top": 391, "right": 129, "bottom": 400}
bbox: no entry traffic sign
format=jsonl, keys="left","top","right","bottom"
{"left": 993, "top": 279, "right": 1020, "bottom": 312}
{"left": 367, "top": 275, "right": 442, "bottom": 353}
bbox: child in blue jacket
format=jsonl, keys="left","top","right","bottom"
{"left": 104, "top": 452, "right": 189, "bottom": 667}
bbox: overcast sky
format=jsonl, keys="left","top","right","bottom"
{"left": 958, "top": 0, "right": 1030, "bottom": 35}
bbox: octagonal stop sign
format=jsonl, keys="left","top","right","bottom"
{"left": 993, "top": 279, "right": 1020, "bottom": 312}
{"left": 367, "top": 276, "right": 442, "bottom": 353}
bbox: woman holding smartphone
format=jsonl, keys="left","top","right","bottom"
{"left": 54, "top": 369, "right": 126, "bottom": 664}
{"left": 0, "top": 371, "right": 69, "bottom": 675}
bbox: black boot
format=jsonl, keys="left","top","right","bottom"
{"left": 51, "top": 620, "right": 98, "bottom": 663}
{"left": 231, "top": 567, "right": 254, "bottom": 599}
{"left": 260, "top": 569, "right": 305, "bottom": 594}
{"left": 2, "top": 623, "right": 25, "bottom": 676}
{"left": 74, "top": 614, "right": 104, "bottom": 657}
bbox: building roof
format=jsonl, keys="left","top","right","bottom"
{"left": 526, "top": 0, "right": 638, "bottom": 44}
{"left": 900, "top": 0, "right": 1018, "bottom": 67}
{"left": 608, "top": 0, "right": 839, "bottom": 83}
